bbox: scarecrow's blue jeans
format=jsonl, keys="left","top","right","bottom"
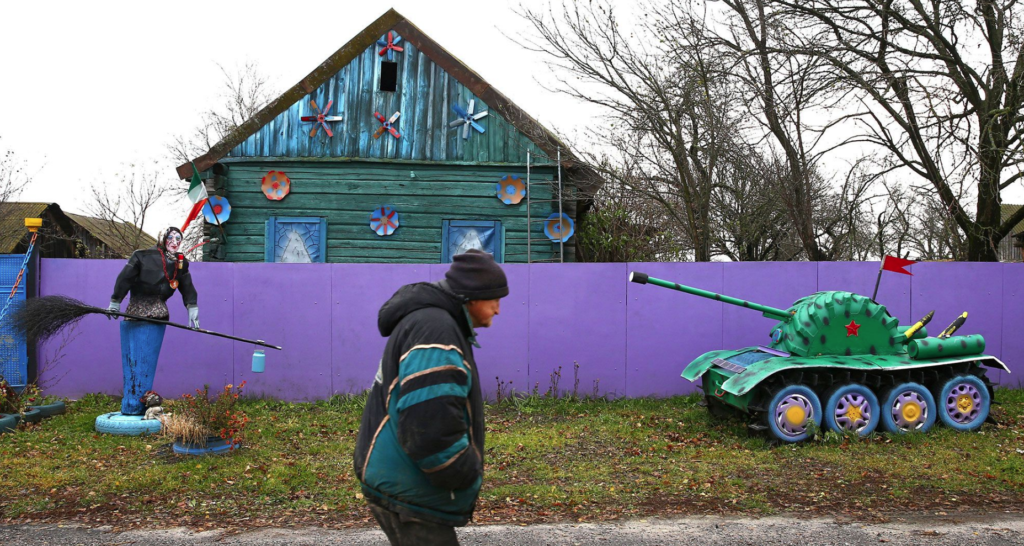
{"left": 119, "top": 321, "right": 166, "bottom": 415}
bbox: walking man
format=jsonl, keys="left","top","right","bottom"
{"left": 354, "top": 249, "right": 508, "bottom": 545}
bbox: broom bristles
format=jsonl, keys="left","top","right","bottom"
{"left": 10, "top": 295, "right": 105, "bottom": 343}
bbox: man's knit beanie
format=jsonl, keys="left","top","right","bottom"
{"left": 445, "top": 249, "right": 509, "bottom": 301}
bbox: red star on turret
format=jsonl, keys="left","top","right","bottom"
{"left": 845, "top": 320, "right": 861, "bottom": 337}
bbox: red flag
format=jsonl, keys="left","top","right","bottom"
{"left": 882, "top": 255, "right": 916, "bottom": 275}
{"left": 181, "top": 198, "right": 207, "bottom": 232}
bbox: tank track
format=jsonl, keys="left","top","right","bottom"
{"left": 744, "top": 361, "right": 996, "bottom": 435}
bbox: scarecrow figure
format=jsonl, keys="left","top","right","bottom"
{"left": 108, "top": 227, "right": 198, "bottom": 416}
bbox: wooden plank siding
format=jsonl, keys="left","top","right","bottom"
{"left": 227, "top": 37, "right": 548, "bottom": 165}
{"left": 209, "top": 161, "right": 575, "bottom": 263}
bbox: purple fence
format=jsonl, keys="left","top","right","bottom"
{"left": 35, "top": 260, "right": 1023, "bottom": 401}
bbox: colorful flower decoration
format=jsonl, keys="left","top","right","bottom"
{"left": 373, "top": 111, "right": 402, "bottom": 139}
{"left": 201, "top": 196, "right": 231, "bottom": 224}
{"left": 544, "top": 212, "right": 575, "bottom": 243}
{"left": 261, "top": 171, "right": 291, "bottom": 201}
{"left": 370, "top": 206, "right": 400, "bottom": 236}
{"left": 450, "top": 99, "right": 488, "bottom": 139}
{"left": 495, "top": 175, "right": 526, "bottom": 205}
{"left": 377, "top": 31, "right": 403, "bottom": 61}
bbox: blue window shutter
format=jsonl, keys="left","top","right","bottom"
{"left": 264, "top": 217, "right": 277, "bottom": 262}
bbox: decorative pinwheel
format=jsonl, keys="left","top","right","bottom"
{"left": 373, "top": 111, "right": 402, "bottom": 139}
{"left": 450, "top": 99, "right": 488, "bottom": 140}
{"left": 369, "top": 206, "right": 400, "bottom": 236}
{"left": 377, "top": 32, "right": 403, "bottom": 61}
{"left": 300, "top": 99, "right": 343, "bottom": 138}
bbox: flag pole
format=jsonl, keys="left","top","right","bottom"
{"left": 871, "top": 256, "right": 886, "bottom": 301}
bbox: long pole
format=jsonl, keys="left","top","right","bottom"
{"left": 527, "top": 150, "right": 531, "bottom": 264}
{"left": 105, "top": 310, "right": 281, "bottom": 349}
{"left": 871, "top": 257, "right": 886, "bottom": 301}
{"left": 557, "top": 147, "right": 563, "bottom": 263}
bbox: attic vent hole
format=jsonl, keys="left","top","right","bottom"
{"left": 380, "top": 62, "right": 398, "bottom": 92}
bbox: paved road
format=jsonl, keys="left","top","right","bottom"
{"left": 2, "top": 514, "right": 1022, "bottom": 545}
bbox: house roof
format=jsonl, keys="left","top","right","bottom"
{"left": 174, "top": 9, "right": 598, "bottom": 192}
{"left": 1003, "top": 204, "right": 1023, "bottom": 236}
{"left": 0, "top": 202, "right": 156, "bottom": 255}
{"left": 65, "top": 212, "right": 157, "bottom": 250}
{"left": 0, "top": 202, "right": 50, "bottom": 253}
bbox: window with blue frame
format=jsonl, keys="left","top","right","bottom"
{"left": 441, "top": 220, "right": 504, "bottom": 263}
{"left": 265, "top": 217, "right": 327, "bottom": 263}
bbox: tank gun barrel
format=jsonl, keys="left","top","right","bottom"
{"left": 629, "top": 272, "right": 793, "bottom": 321}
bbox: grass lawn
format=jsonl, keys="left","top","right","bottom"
{"left": 2, "top": 389, "right": 1023, "bottom": 531}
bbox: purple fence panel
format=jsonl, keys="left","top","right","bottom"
{"left": 816, "top": 262, "right": 912, "bottom": 324}
{"left": 529, "top": 263, "right": 628, "bottom": 397}
{"left": 32, "top": 260, "right": 1022, "bottom": 401}
{"left": 1001, "top": 265, "right": 1023, "bottom": 386}
{"left": 626, "top": 262, "right": 723, "bottom": 397}
{"left": 37, "top": 259, "right": 125, "bottom": 398}
{"left": 474, "top": 264, "right": 530, "bottom": 399}
{"left": 157, "top": 262, "right": 234, "bottom": 398}
{"left": 911, "top": 262, "right": 1005, "bottom": 383}
{"left": 331, "top": 264, "right": 430, "bottom": 394}
{"left": 722, "top": 262, "right": 818, "bottom": 351}
{"left": 232, "top": 264, "right": 333, "bottom": 400}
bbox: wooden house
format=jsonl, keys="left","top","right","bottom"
{"left": 176, "top": 9, "right": 599, "bottom": 264}
{"left": 0, "top": 202, "right": 156, "bottom": 259}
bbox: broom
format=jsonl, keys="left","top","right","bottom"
{"left": 10, "top": 295, "right": 281, "bottom": 350}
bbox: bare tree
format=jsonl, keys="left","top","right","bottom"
{"left": 518, "top": 1, "right": 747, "bottom": 261}
{"left": 167, "top": 61, "right": 275, "bottom": 165}
{"left": 86, "top": 163, "right": 173, "bottom": 258}
{"left": 712, "top": 151, "right": 803, "bottom": 260}
{"left": 770, "top": 0, "right": 1024, "bottom": 260}
{"left": 0, "top": 136, "right": 27, "bottom": 207}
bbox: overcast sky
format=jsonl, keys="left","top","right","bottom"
{"left": 0, "top": 0, "right": 597, "bottom": 234}
{"left": 2, "top": 1, "right": 1022, "bottom": 239}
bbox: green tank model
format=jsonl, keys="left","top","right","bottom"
{"left": 629, "top": 272, "right": 1009, "bottom": 443}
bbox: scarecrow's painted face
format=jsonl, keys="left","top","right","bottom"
{"left": 165, "top": 231, "right": 182, "bottom": 253}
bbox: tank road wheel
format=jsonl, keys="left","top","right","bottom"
{"left": 935, "top": 374, "right": 991, "bottom": 432}
{"left": 823, "top": 384, "right": 880, "bottom": 437}
{"left": 764, "top": 385, "right": 822, "bottom": 443}
{"left": 880, "top": 382, "right": 936, "bottom": 434}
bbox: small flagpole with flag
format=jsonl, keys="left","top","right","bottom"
{"left": 872, "top": 255, "right": 916, "bottom": 301}
{"left": 181, "top": 162, "right": 209, "bottom": 232}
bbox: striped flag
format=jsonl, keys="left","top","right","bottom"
{"left": 181, "top": 163, "right": 208, "bottom": 231}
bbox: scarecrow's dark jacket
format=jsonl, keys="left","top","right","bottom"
{"left": 111, "top": 247, "right": 197, "bottom": 307}
{"left": 354, "top": 282, "right": 485, "bottom": 527}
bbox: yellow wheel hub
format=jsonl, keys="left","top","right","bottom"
{"left": 846, "top": 404, "right": 863, "bottom": 422}
{"left": 785, "top": 406, "right": 807, "bottom": 426}
{"left": 956, "top": 394, "right": 973, "bottom": 413}
{"left": 902, "top": 402, "right": 921, "bottom": 423}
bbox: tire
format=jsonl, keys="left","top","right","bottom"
{"left": 934, "top": 374, "right": 990, "bottom": 432}
{"left": 764, "top": 384, "right": 822, "bottom": 443}
{"left": 0, "top": 414, "right": 17, "bottom": 433}
{"left": 28, "top": 401, "right": 66, "bottom": 418}
{"left": 823, "top": 383, "right": 880, "bottom": 437}
{"left": 94, "top": 412, "right": 163, "bottom": 436}
{"left": 880, "top": 382, "right": 936, "bottom": 434}
{"left": 20, "top": 408, "right": 43, "bottom": 424}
